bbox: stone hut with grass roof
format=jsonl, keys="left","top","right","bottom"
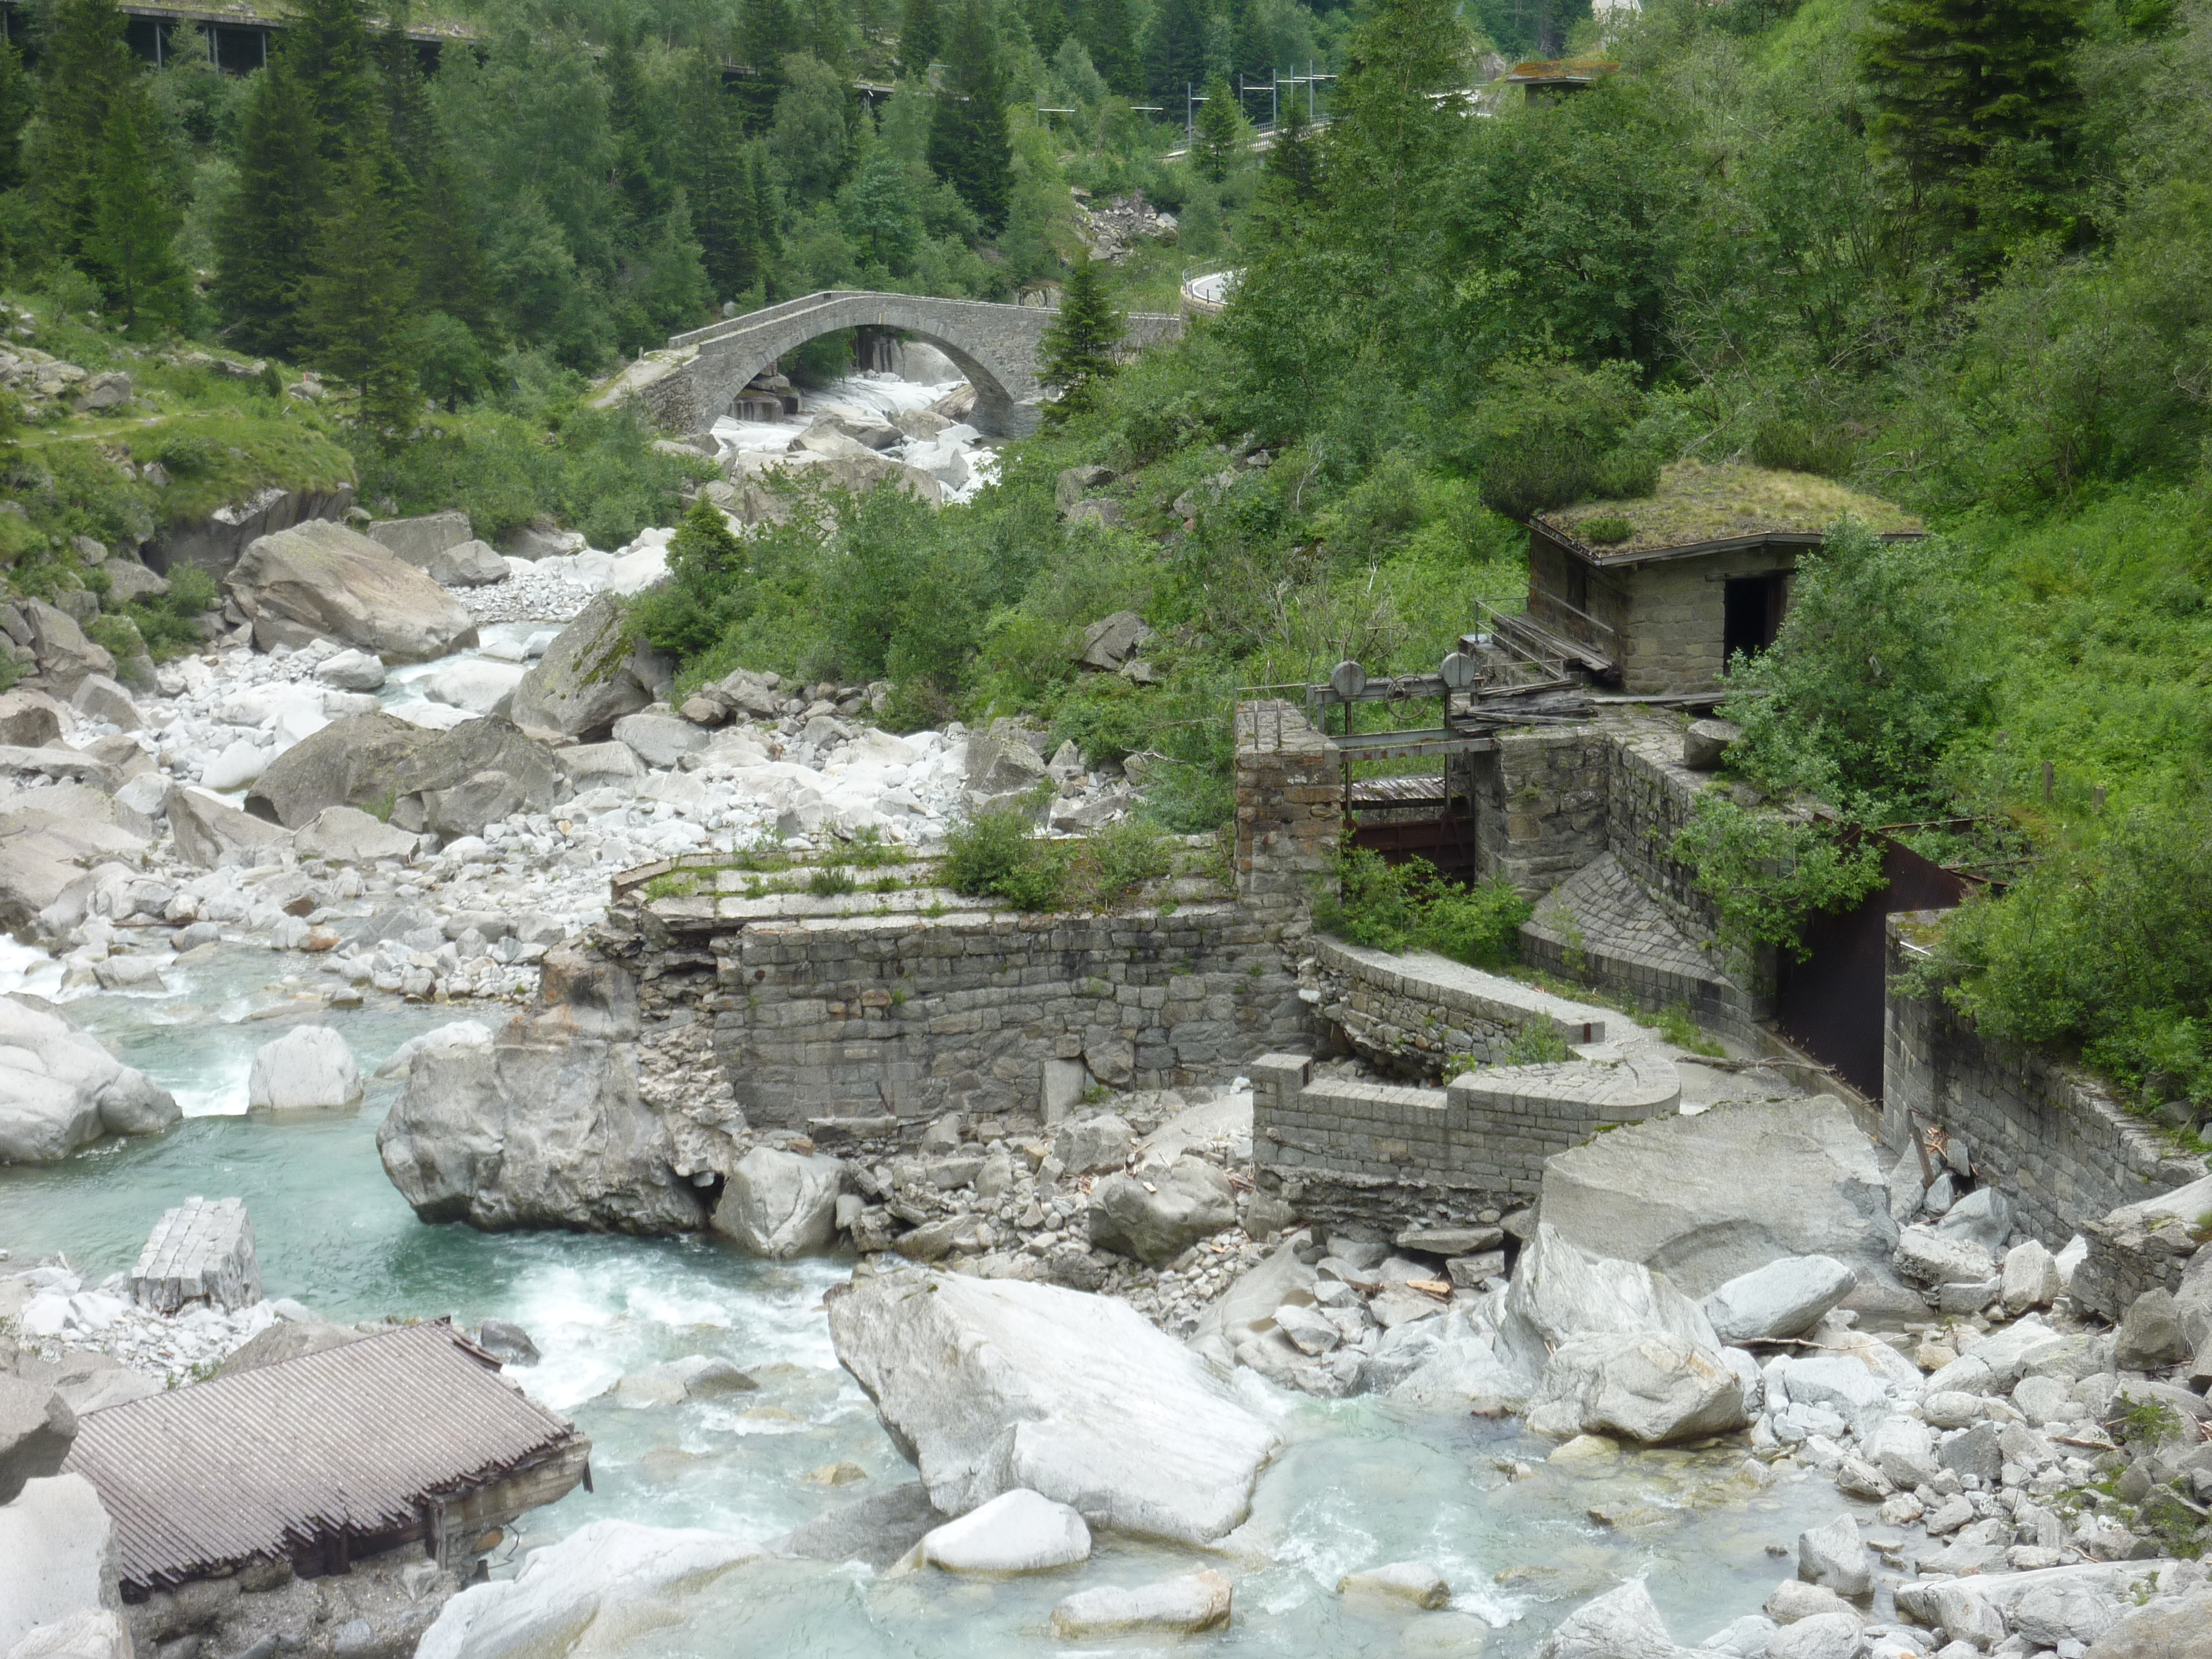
{"left": 1515, "top": 461, "right": 1925, "bottom": 694}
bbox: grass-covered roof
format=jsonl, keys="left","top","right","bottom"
{"left": 1538, "top": 461, "right": 1924, "bottom": 558}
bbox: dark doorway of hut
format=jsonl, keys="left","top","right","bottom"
{"left": 1723, "top": 572, "right": 1788, "bottom": 663}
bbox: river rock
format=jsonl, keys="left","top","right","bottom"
{"left": 1936, "top": 1187, "right": 2013, "bottom": 1250}
{"left": 2084, "top": 1585, "right": 2212, "bottom": 1657}
{"left": 1538, "top": 1096, "right": 1897, "bottom": 1298}
{"left": 244, "top": 712, "right": 439, "bottom": 827}
{"left": 1051, "top": 1570, "right": 1233, "bottom": 1638}
{"left": 1895, "top": 1224, "right": 1999, "bottom": 1287}
{"left": 314, "top": 648, "right": 389, "bottom": 691}
{"left": 1087, "top": 1156, "right": 1237, "bottom": 1265}
{"left": 612, "top": 711, "right": 708, "bottom": 769}
{"left": 426, "top": 659, "right": 528, "bottom": 716}
{"left": 1338, "top": 1561, "right": 1450, "bottom": 1609}
{"left": 1528, "top": 1330, "right": 1749, "bottom": 1444}
{"left": 782, "top": 1482, "right": 946, "bottom": 1569}
{"left": 0, "top": 689, "right": 65, "bottom": 749}
{"left": 825, "top": 1269, "right": 1281, "bottom": 1544}
{"left": 2114, "top": 1288, "right": 2190, "bottom": 1370}
{"left": 366, "top": 509, "right": 472, "bottom": 566}
{"left": 246, "top": 1025, "right": 363, "bottom": 1111}
{"left": 415, "top": 1520, "right": 763, "bottom": 1659}
{"left": 508, "top": 594, "right": 672, "bottom": 741}
{"left": 224, "top": 520, "right": 478, "bottom": 660}
{"left": 611, "top": 1355, "right": 757, "bottom": 1407}
{"left": 5, "top": 1608, "right": 132, "bottom": 1659}
{"left": 377, "top": 1014, "right": 706, "bottom": 1233}
{"left": 555, "top": 742, "right": 645, "bottom": 793}
{"left": 1501, "top": 1225, "right": 1721, "bottom": 1374}
{"left": 709, "top": 1148, "right": 845, "bottom": 1258}
{"left": 293, "top": 804, "right": 418, "bottom": 863}
{"left": 0, "top": 1475, "right": 115, "bottom": 1654}
{"left": 1537, "top": 1579, "right": 1688, "bottom": 1659}
{"left": 2002, "top": 1239, "right": 2063, "bottom": 1315}
{"left": 164, "top": 783, "right": 290, "bottom": 866}
{"left": 476, "top": 1319, "right": 541, "bottom": 1366}
{"left": 0, "top": 993, "right": 178, "bottom": 1162}
{"left": 425, "top": 539, "right": 509, "bottom": 587}
{"left": 19, "top": 600, "right": 115, "bottom": 695}
{"left": 1866, "top": 1415, "right": 1939, "bottom": 1487}
{"left": 1798, "top": 1513, "right": 1873, "bottom": 1597}
{"left": 1768, "top": 1612, "right": 1861, "bottom": 1659}
{"left": 69, "top": 674, "right": 139, "bottom": 732}
{"left": 389, "top": 716, "right": 565, "bottom": 837}
{"left": 1053, "top": 1113, "right": 1133, "bottom": 1173}
{"left": 910, "top": 1487, "right": 1091, "bottom": 1574}
{"left": 1702, "top": 1256, "right": 1857, "bottom": 1344}
{"left": 0, "top": 1378, "right": 76, "bottom": 1504}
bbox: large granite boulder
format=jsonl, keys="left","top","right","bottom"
{"left": 1500, "top": 1224, "right": 1721, "bottom": 1373}
{"left": 0, "top": 801, "right": 148, "bottom": 931}
{"left": 388, "top": 717, "right": 565, "bottom": 837}
{"left": 246, "top": 1026, "right": 363, "bottom": 1111}
{"left": 365, "top": 509, "right": 471, "bottom": 567}
{"left": 1526, "top": 1331, "right": 1749, "bottom": 1444}
{"left": 1087, "top": 1157, "right": 1237, "bottom": 1265}
{"left": 245, "top": 712, "right": 438, "bottom": 828}
{"left": 0, "top": 1475, "right": 116, "bottom": 1654}
{"left": 377, "top": 1013, "right": 706, "bottom": 1233}
{"left": 224, "top": 520, "right": 478, "bottom": 661}
{"left": 416, "top": 1521, "right": 762, "bottom": 1659}
{"left": 508, "top": 594, "right": 672, "bottom": 741}
{"left": 0, "top": 1378, "right": 76, "bottom": 1504}
{"left": 709, "top": 1148, "right": 845, "bottom": 1258}
{"left": 826, "top": 1269, "right": 1281, "bottom": 1545}
{"left": 164, "top": 784, "right": 291, "bottom": 868}
{"left": 1538, "top": 1095, "right": 1898, "bottom": 1297}
{"left": 0, "top": 993, "right": 178, "bottom": 1162}
{"left": 1703, "top": 1256, "right": 1858, "bottom": 1344}
{"left": 18, "top": 600, "right": 115, "bottom": 695}
{"left": 1537, "top": 1580, "right": 1691, "bottom": 1659}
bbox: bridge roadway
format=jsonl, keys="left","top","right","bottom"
{"left": 595, "top": 289, "right": 1186, "bottom": 437}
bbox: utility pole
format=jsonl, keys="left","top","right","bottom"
{"left": 1185, "top": 82, "right": 1194, "bottom": 149}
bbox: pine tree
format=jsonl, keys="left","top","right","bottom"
{"left": 928, "top": 0, "right": 1013, "bottom": 229}
{"left": 28, "top": 0, "right": 139, "bottom": 270}
{"left": 898, "top": 0, "right": 943, "bottom": 76}
{"left": 1259, "top": 94, "right": 1318, "bottom": 208}
{"left": 1141, "top": 0, "right": 1210, "bottom": 108}
{"left": 212, "top": 52, "right": 326, "bottom": 356}
{"left": 301, "top": 147, "right": 419, "bottom": 438}
{"left": 1076, "top": 0, "right": 1142, "bottom": 98}
{"left": 840, "top": 130, "right": 924, "bottom": 273}
{"left": 288, "top": 0, "right": 379, "bottom": 152}
{"left": 631, "top": 189, "right": 712, "bottom": 332}
{"left": 1227, "top": 0, "right": 1270, "bottom": 79}
{"left": 602, "top": 25, "right": 668, "bottom": 231}
{"left": 1025, "top": 0, "right": 1070, "bottom": 61}
{"left": 380, "top": 25, "right": 492, "bottom": 343}
{"left": 0, "top": 36, "right": 33, "bottom": 195}
{"left": 1193, "top": 73, "right": 1242, "bottom": 181}
{"left": 1858, "top": 0, "right": 2085, "bottom": 264}
{"left": 1322, "top": 0, "right": 1469, "bottom": 260}
{"left": 87, "top": 86, "right": 187, "bottom": 330}
{"left": 1037, "top": 252, "right": 1119, "bottom": 426}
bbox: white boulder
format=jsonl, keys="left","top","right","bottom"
{"left": 415, "top": 1520, "right": 761, "bottom": 1659}
{"left": 1537, "top": 1580, "right": 1689, "bottom": 1659}
{"left": 0, "top": 993, "right": 178, "bottom": 1162}
{"left": 293, "top": 805, "right": 419, "bottom": 864}
{"left": 0, "top": 1475, "right": 115, "bottom": 1654}
{"left": 709, "top": 1148, "right": 844, "bottom": 1258}
{"left": 1528, "top": 1330, "right": 1749, "bottom": 1444}
{"left": 4, "top": 1609, "right": 132, "bottom": 1659}
{"left": 1050, "top": 1570, "right": 1233, "bottom": 1638}
{"left": 315, "top": 648, "right": 388, "bottom": 691}
{"left": 1338, "top": 1561, "right": 1451, "bottom": 1609}
{"left": 826, "top": 1269, "right": 1280, "bottom": 1544}
{"left": 910, "top": 1488, "right": 1090, "bottom": 1574}
{"left": 1702, "top": 1256, "right": 1857, "bottom": 1344}
{"left": 246, "top": 1025, "right": 363, "bottom": 1111}
{"left": 426, "top": 660, "right": 528, "bottom": 716}
{"left": 1797, "top": 1513, "right": 1873, "bottom": 1598}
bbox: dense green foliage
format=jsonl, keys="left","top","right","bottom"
{"left": 1315, "top": 848, "right": 1534, "bottom": 969}
{"left": 942, "top": 809, "right": 1177, "bottom": 908}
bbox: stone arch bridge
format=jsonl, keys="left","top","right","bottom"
{"left": 594, "top": 290, "right": 1186, "bottom": 438}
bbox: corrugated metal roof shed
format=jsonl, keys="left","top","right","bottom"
{"left": 63, "top": 1321, "right": 583, "bottom": 1592}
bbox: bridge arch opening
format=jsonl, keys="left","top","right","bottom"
{"left": 726, "top": 325, "right": 1025, "bottom": 437}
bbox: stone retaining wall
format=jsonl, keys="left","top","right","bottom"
{"left": 1308, "top": 935, "right": 1605, "bottom": 1079}
{"left": 1250, "top": 1048, "right": 1678, "bottom": 1227}
{"left": 1882, "top": 913, "right": 2207, "bottom": 1246}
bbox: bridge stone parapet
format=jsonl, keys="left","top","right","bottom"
{"left": 596, "top": 290, "right": 1184, "bottom": 438}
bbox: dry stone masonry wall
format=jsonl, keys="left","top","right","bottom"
{"left": 1884, "top": 914, "right": 2207, "bottom": 1246}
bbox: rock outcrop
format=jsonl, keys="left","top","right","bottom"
{"left": 709, "top": 1148, "right": 845, "bottom": 1258}
{"left": 0, "top": 1475, "right": 116, "bottom": 1654}
{"left": 507, "top": 594, "right": 671, "bottom": 741}
{"left": 826, "top": 1269, "right": 1281, "bottom": 1545}
{"left": 0, "top": 994, "right": 178, "bottom": 1163}
{"left": 223, "top": 520, "right": 479, "bottom": 662}
{"left": 1538, "top": 1095, "right": 1899, "bottom": 1297}
{"left": 377, "top": 1008, "right": 706, "bottom": 1234}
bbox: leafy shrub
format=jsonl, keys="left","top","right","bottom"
{"left": 805, "top": 865, "right": 857, "bottom": 896}
{"left": 1470, "top": 358, "right": 1661, "bottom": 521}
{"left": 1314, "top": 848, "right": 1532, "bottom": 969}
{"left": 1751, "top": 418, "right": 1856, "bottom": 478}
{"left": 152, "top": 433, "right": 225, "bottom": 478}
{"left": 943, "top": 809, "right": 1068, "bottom": 910}
{"left": 1671, "top": 794, "right": 1886, "bottom": 965}
{"left": 1581, "top": 514, "right": 1635, "bottom": 544}
{"left": 122, "top": 563, "right": 218, "bottom": 660}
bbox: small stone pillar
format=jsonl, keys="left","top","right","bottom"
{"left": 130, "top": 1196, "right": 261, "bottom": 1314}
{"left": 1233, "top": 700, "right": 1341, "bottom": 930}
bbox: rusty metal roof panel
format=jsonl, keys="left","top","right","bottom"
{"left": 61, "top": 1321, "right": 580, "bottom": 1590}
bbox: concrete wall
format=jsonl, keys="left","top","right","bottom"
{"left": 1251, "top": 1048, "right": 1678, "bottom": 1228}
{"left": 1307, "top": 935, "right": 1606, "bottom": 1079}
{"left": 1883, "top": 914, "right": 2207, "bottom": 1244}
